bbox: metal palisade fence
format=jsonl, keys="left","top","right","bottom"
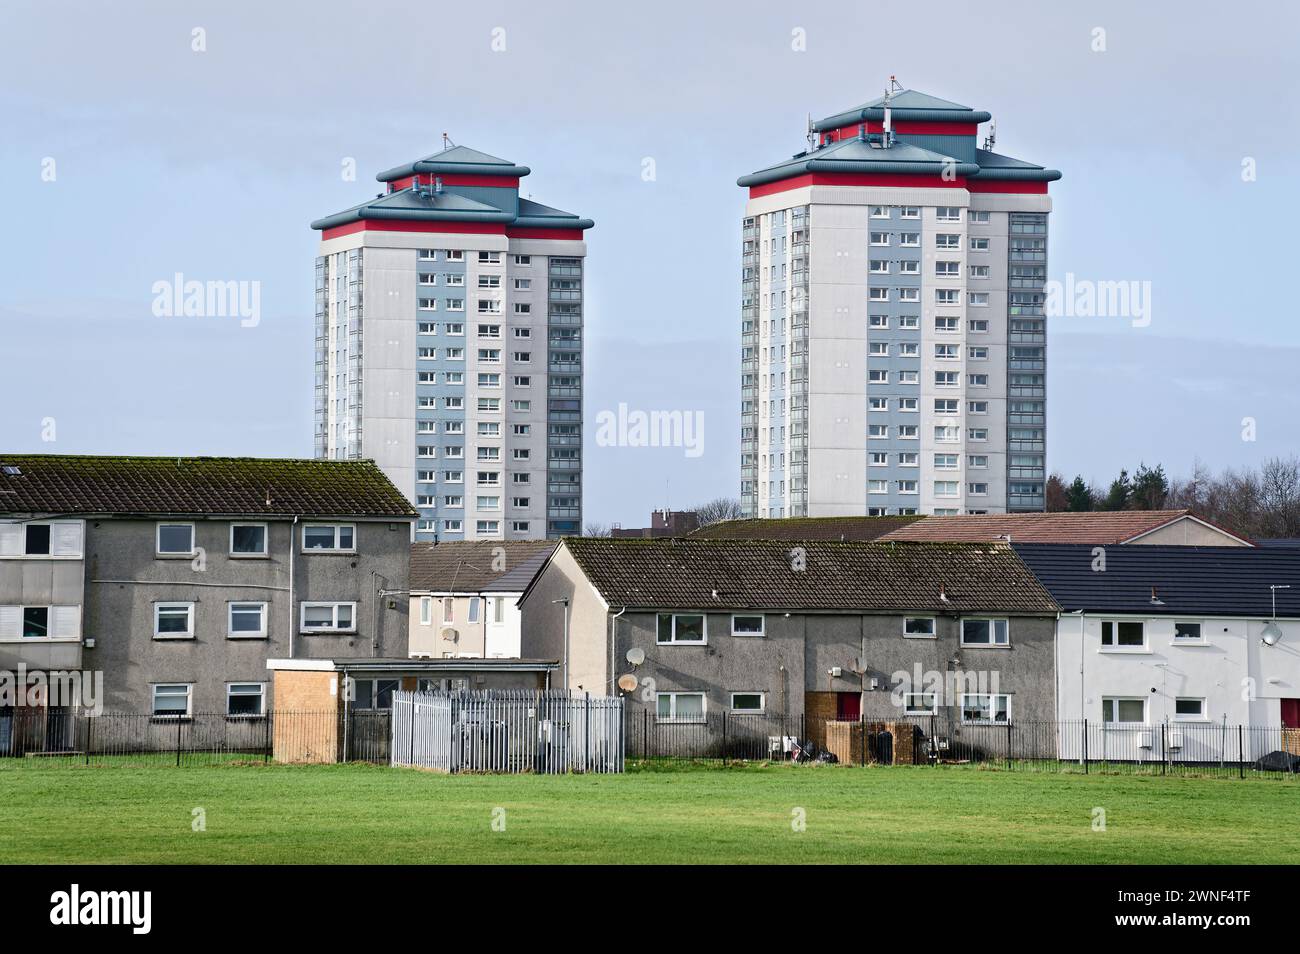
{"left": 391, "top": 689, "right": 625, "bottom": 774}
{"left": 627, "top": 710, "right": 1300, "bottom": 779}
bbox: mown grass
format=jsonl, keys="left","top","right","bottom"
{"left": 0, "top": 760, "right": 1294, "bottom": 864}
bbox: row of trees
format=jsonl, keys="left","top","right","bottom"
{"left": 1048, "top": 456, "right": 1300, "bottom": 539}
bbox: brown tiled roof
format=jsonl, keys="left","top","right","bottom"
{"left": 0, "top": 455, "right": 416, "bottom": 518}
{"left": 411, "top": 539, "right": 555, "bottom": 593}
{"left": 688, "top": 514, "right": 925, "bottom": 542}
{"left": 876, "top": 511, "right": 1236, "bottom": 545}
{"left": 559, "top": 538, "right": 1059, "bottom": 614}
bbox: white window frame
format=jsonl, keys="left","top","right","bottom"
{"left": 226, "top": 682, "right": 267, "bottom": 718}
{"left": 229, "top": 522, "right": 268, "bottom": 557}
{"left": 301, "top": 524, "right": 356, "bottom": 553}
{"left": 1102, "top": 696, "right": 1147, "bottom": 725}
{"left": 1173, "top": 697, "right": 1208, "bottom": 721}
{"left": 960, "top": 692, "right": 1010, "bottom": 724}
{"left": 656, "top": 691, "right": 707, "bottom": 723}
{"left": 1172, "top": 621, "right": 1205, "bottom": 644}
{"left": 299, "top": 601, "right": 358, "bottom": 634}
{"left": 960, "top": 617, "right": 1009, "bottom": 647}
{"left": 155, "top": 522, "right": 195, "bottom": 556}
{"left": 151, "top": 683, "right": 193, "bottom": 719}
{"left": 903, "top": 617, "right": 936, "bottom": 639}
{"left": 227, "top": 601, "right": 269, "bottom": 638}
{"left": 154, "top": 601, "right": 196, "bottom": 639}
{"left": 731, "top": 614, "right": 764, "bottom": 637}
{"left": 657, "top": 612, "right": 707, "bottom": 645}
{"left": 730, "top": 692, "right": 766, "bottom": 712}
{"left": 1100, "top": 619, "right": 1147, "bottom": 652}
{"left": 904, "top": 692, "right": 938, "bottom": 715}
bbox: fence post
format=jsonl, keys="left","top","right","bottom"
{"left": 642, "top": 707, "right": 648, "bottom": 761}
{"left": 175, "top": 713, "right": 183, "bottom": 767}
{"left": 1006, "top": 720, "right": 1012, "bottom": 771}
{"left": 721, "top": 710, "right": 728, "bottom": 767}
{"left": 264, "top": 711, "right": 272, "bottom": 763}
{"left": 1239, "top": 724, "right": 1245, "bottom": 779}
{"left": 1161, "top": 722, "right": 1167, "bottom": 775}
{"left": 859, "top": 716, "right": 865, "bottom": 767}
{"left": 1082, "top": 719, "right": 1088, "bottom": 774}
{"left": 85, "top": 713, "right": 93, "bottom": 766}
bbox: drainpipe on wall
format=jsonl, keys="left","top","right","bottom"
{"left": 609, "top": 606, "right": 627, "bottom": 695}
{"left": 288, "top": 516, "right": 299, "bottom": 659}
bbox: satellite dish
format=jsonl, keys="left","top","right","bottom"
{"left": 616, "top": 673, "right": 638, "bottom": 693}
{"left": 1261, "top": 621, "right": 1283, "bottom": 647}
{"left": 440, "top": 627, "right": 460, "bottom": 643}
{"left": 625, "top": 647, "right": 646, "bottom": 666}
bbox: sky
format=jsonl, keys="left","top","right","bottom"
{"left": 2, "top": 0, "right": 1298, "bottom": 526}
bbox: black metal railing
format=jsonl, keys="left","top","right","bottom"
{"left": 0, "top": 709, "right": 392, "bottom": 766}
{"left": 624, "top": 712, "right": 1300, "bottom": 779}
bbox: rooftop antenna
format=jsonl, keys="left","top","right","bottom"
{"left": 983, "top": 118, "right": 997, "bottom": 152}
{"left": 441, "top": 132, "right": 455, "bottom": 151}
{"left": 806, "top": 112, "right": 817, "bottom": 152}
{"left": 882, "top": 75, "right": 902, "bottom": 147}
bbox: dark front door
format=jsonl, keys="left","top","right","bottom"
{"left": 1282, "top": 699, "right": 1300, "bottom": 729}
{"left": 836, "top": 692, "right": 861, "bottom": 721}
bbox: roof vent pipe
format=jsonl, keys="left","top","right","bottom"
{"left": 858, "top": 123, "right": 866, "bottom": 141}
{"left": 434, "top": 176, "right": 443, "bottom": 194}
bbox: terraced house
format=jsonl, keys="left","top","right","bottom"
{"left": 0, "top": 455, "right": 414, "bottom": 740}
{"left": 738, "top": 87, "right": 1060, "bottom": 519}
{"left": 311, "top": 144, "right": 593, "bottom": 542}
{"left": 518, "top": 538, "right": 1060, "bottom": 752}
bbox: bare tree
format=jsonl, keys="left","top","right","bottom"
{"left": 582, "top": 522, "right": 611, "bottom": 538}
{"left": 692, "top": 496, "right": 745, "bottom": 526}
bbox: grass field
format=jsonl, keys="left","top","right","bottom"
{"left": 1, "top": 760, "right": 1295, "bottom": 864}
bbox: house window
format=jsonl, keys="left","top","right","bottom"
{"left": 1173, "top": 622, "right": 1203, "bottom": 642}
{"left": 300, "top": 602, "right": 356, "bottom": 633}
{"left": 1101, "top": 620, "right": 1145, "bottom": 649}
{"left": 154, "top": 602, "right": 195, "bottom": 638}
{"left": 656, "top": 692, "right": 706, "bottom": 723}
{"left": 442, "top": 599, "right": 454, "bottom": 624}
{"left": 904, "top": 692, "right": 938, "bottom": 715}
{"left": 961, "top": 618, "right": 1009, "bottom": 646}
{"left": 228, "top": 601, "right": 268, "bottom": 638}
{"left": 1174, "top": 698, "right": 1206, "bottom": 720}
{"left": 1102, "top": 697, "right": 1146, "bottom": 724}
{"left": 419, "top": 597, "right": 432, "bottom": 625}
{"left": 731, "top": 692, "right": 765, "bottom": 712}
{"left": 21, "top": 606, "right": 48, "bottom": 638}
{"left": 302, "top": 524, "right": 355, "bottom": 552}
{"left": 152, "top": 684, "right": 192, "bottom": 718}
{"left": 24, "top": 524, "right": 51, "bottom": 555}
{"left": 961, "top": 693, "right": 1010, "bottom": 724}
{"left": 230, "top": 523, "right": 267, "bottom": 556}
{"left": 227, "top": 683, "right": 266, "bottom": 717}
{"left": 657, "top": 613, "right": 706, "bottom": 644}
{"left": 468, "top": 598, "right": 481, "bottom": 623}
{"left": 903, "top": 617, "right": 936, "bottom": 638}
{"left": 731, "top": 614, "right": 764, "bottom": 636}
{"left": 156, "top": 522, "right": 195, "bottom": 555}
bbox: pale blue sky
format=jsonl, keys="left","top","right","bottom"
{"left": 2, "top": 0, "right": 1298, "bottom": 525}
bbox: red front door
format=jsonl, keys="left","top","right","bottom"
{"left": 1281, "top": 699, "right": 1300, "bottom": 729}
{"left": 836, "top": 692, "right": 861, "bottom": 721}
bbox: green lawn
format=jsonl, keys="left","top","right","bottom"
{"left": 1, "top": 760, "right": 1295, "bottom": 864}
